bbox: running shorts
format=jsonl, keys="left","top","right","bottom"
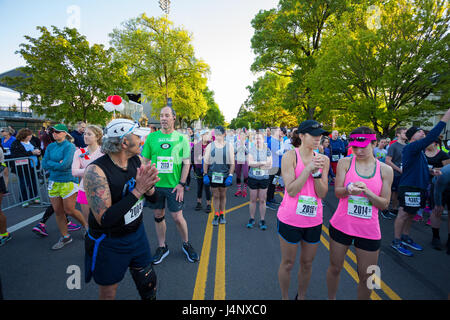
{"left": 48, "top": 181, "right": 78, "bottom": 199}
{"left": 248, "top": 177, "right": 270, "bottom": 190}
{"left": 398, "top": 186, "right": 427, "bottom": 214}
{"left": 329, "top": 224, "right": 381, "bottom": 252}
{"left": 277, "top": 218, "right": 322, "bottom": 244}
{"left": 145, "top": 187, "right": 184, "bottom": 212}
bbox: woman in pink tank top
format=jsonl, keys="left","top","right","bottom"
{"left": 327, "top": 126, "right": 393, "bottom": 300}
{"left": 277, "top": 120, "right": 330, "bottom": 300}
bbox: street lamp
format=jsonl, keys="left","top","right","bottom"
{"left": 159, "top": 0, "right": 170, "bottom": 15}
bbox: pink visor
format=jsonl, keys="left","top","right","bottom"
{"left": 348, "top": 134, "right": 377, "bottom": 148}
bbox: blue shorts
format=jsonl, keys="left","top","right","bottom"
{"left": 85, "top": 223, "right": 152, "bottom": 286}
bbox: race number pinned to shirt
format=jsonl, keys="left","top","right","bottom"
{"left": 405, "top": 192, "right": 421, "bottom": 207}
{"left": 212, "top": 172, "right": 225, "bottom": 184}
{"left": 124, "top": 198, "right": 144, "bottom": 225}
{"left": 347, "top": 196, "right": 372, "bottom": 219}
{"left": 157, "top": 156, "right": 174, "bottom": 173}
{"left": 296, "top": 196, "right": 318, "bottom": 218}
{"left": 332, "top": 154, "right": 340, "bottom": 162}
{"left": 253, "top": 168, "right": 266, "bottom": 177}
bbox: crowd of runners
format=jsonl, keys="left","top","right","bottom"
{"left": 1, "top": 105, "right": 449, "bottom": 300}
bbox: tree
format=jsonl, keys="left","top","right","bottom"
{"left": 4, "top": 26, "right": 131, "bottom": 125}
{"left": 311, "top": 0, "right": 449, "bottom": 136}
{"left": 202, "top": 87, "right": 225, "bottom": 127}
{"left": 109, "top": 14, "right": 210, "bottom": 126}
{"left": 250, "top": 0, "right": 350, "bottom": 121}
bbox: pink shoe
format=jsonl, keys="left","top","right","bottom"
{"left": 426, "top": 218, "right": 431, "bottom": 226}
{"left": 413, "top": 214, "right": 423, "bottom": 222}
{"left": 241, "top": 190, "right": 247, "bottom": 197}
{"left": 234, "top": 190, "right": 242, "bottom": 197}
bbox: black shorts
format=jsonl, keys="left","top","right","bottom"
{"left": 248, "top": 177, "right": 270, "bottom": 190}
{"left": 329, "top": 224, "right": 381, "bottom": 252}
{"left": 145, "top": 187, "right": 184, "bottom": 212}
{"left": 398, "top": 186, "right": 427, "bottom": 214}
{"left": 0, "top": 177, "right": 6, "bottom": 194}
{"left": 277, "top": 218, "right": 322, "bottom": 244}
{"left": 391, "top": 175, "right": 401, "bottom": 192}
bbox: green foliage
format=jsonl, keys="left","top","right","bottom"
{"left": 202, "top": 87, "right": 225, "bottom": 127}
{"left": 109, "top": 14, "right": 210, "bottom": 127}
{"left": 5, "top": 26, "right": 131, "bottom": 125}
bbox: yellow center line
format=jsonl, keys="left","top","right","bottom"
{"left": 214, "top": 214, "right": 226, "bottom": 300}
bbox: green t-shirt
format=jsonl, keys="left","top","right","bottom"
{"left": 142, "top": 130, "right": 190, "bottom": 188}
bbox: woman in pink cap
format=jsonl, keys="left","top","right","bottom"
{"left": 326, "top": 126, "right": 393, "bottom": 300}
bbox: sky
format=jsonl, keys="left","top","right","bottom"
{"left": 0, "top": 0, "right": 279, "bottom": 122}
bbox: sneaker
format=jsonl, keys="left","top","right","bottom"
{"left": 152, "top": 244, "right": 169, "bottom": 265}
{"left": 431, "top": 237, "right": 442, "bottom": 251}
{"left": 266, "top": 202, "right": 277, "bottom": 210}
{"left": 32, "top": 223, "right": 48, "bottom": 237}
{"left": 241, "top": 189, "right": 247, "bottom": 198}
{"left": 182, "top": 242, "right": 199, "bottom": 263}
{"left": 212, "top": 215, "right": 219, "bottom": 226}
{"left": 234, "top": 189, "right": 242, "bottom": 197}
{"left": 205, "top": 204, "right": 211, "bottom": 213}
{"left": 34, "top": 197, "right": 41, "bottom": 204}
{"left": 67, "top": 221, "right": 81, "bottom": 231}
{"left": 0, "top": 233, "right": 12, "bottom": 246}
{"left": 22, "top": 201, "right": 30, "bottom": 208}
{"left": 195, "top": 202, "right": 202, "bottom": 211}
{"left": 246, "top": 218, "right": 255, "bottom": 229}
{"left": 51, "top": 236, "right": 73, "bottom": 250}
{"left": 401, "top": 235, "right": 423, "bottom": 251}
{"left": 380, "top": 210, "right": 392, "bottom": 220}
{"left": 259, "top": 220, "right": 267, "bottom": 231}
{"left": 219, "top": 214, "right": 226, "bottom": 224}
{"left": 413, "top": 214, "right": 422, "bottom": 222}
{"left": 391, "top": 239, "right": 413, "bottom": 257}
{"left": 426, "top": 218, "right": 431, "bottom": 226}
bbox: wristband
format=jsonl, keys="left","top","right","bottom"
{"left": 346, "top": 182, "right": 353, "bottom": 193}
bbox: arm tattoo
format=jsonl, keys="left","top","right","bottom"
{"left": 84, "top": 165, "right": 111, "bottom": 217}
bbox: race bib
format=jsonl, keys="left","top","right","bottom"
{"left": 212, "top": 172, "right": 225, "bottom": 184}
{"left": 405, "top": 192, "right": 421, "bottom": 207}
{"left": 253, "top": 168, "right": 266, "bottom": 177}
{"left": 157, "top": 156, "right": 174, "bottom": 173}
{"left": 124, "top": 198, "right": 144, "bottom": 225}
{"left": 347, "top": 196, "right": 372, "bottom": 219}
{"left": 332, "top": 154, "right": 340, "bottom": 162}
{"left": 296, "top": 196, "right": 318, "bottom": 218}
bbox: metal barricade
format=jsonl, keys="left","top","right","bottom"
{"left": 2, "top": 156, "right": 50, "bottom": 210}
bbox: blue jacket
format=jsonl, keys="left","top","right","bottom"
{"left": 42, "top": 140, "right": 76, "bottom": 183}
{"left": 71, "top": 130, "right": 86, "bottom": 148}
{"left": 400, "top": 121, "right": 446, "bottom": 190}
{"left": 329, "top": 138, "right": 346, "bottom": 162}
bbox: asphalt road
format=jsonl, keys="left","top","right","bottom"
{"left": 1, "top": 182, "right": 449, "bottom": 300}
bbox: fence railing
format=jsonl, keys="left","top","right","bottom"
{"left": 2, "top": 156, "right": 50, "bottom": 211}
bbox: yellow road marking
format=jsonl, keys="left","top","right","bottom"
{"left": 214, "top": 213, "right": 226, "bottom": 300}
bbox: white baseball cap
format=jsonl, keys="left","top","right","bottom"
{"left": 104, "top": 119, "right": 150, "bottom": 139}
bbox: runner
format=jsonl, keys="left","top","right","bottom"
{"left": 234, "top": 128, "right": 249, "bottom": 198}
{"left": 326, "top": 126, "right": 393, "bottom": 300}
{"left": 84, "top": 118, "right": 160, "bottom": 300}
{"left": 430, "top": 164, "right": 450, "bottom": 253}
{"left": 142, "top": 106, "right": 199, "bottom": 264}
{"left": 329, "top": 130, "right": 346, "bottom": 181}
{"left": 277, "top": 120, "right": 329, "bottom": 300}
{"left": 0, "top": 147, "right": 10, "bottom": 246}
{"left": 192, "top": 129, "right": 212, "bottom": 213}
{"left": 247, "top": 132, "right": 272, "bottom": 230}
{"left": 385, "top": 127, "right": 407, "bottom": 219}
{"left": 391, "top": 107, "right": 450, "bottom": 257}
{"left": 42, "top": 124, "right": 87, "bottom": 250}
{"left": 203, "top": 126, "right": 235, "bottom": 226}
{"left": 72, "top": 125, "right": 104, "bottom": 224}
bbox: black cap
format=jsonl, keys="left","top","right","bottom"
{"left": 406, "top": 126, "right": 421, "bottom": 140}
{"left": 297, "top": 120, "right": 328, "bottom": 137}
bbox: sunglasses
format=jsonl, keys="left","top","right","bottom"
{"left": 310, "top": 123, "right": 323, "bottom": 129}
{"left": 348, "top": 137, "right": 369, "bottom": 142}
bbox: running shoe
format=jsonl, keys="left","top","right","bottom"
{"left": 33, "top": 197, "right": 41, "bottom": 204}
{"left": 246, "top": 218, "right": 255, "bottom": 229}
{"left": 67, "top": 221, "right": 81, "bottom": 231}
{"left": 259, "top": 220, "right": 267, "bottom": 231}
{"left": 212, "top": 215, "right": 219, "bottom": 226}
{"left": 380, "top": 210, "right": 392, "bottom": 220}
{"left": 391, "top": 239, "right": 413, "bottom": 257}
{"left": 32, "top": 223, "right": 48, "bottom": 237}
{"left": 51, "top": 235, "right": 73, "bottom": 250}
{"left": 205, "top": 204, "right": 211, "bottom": 213}
{"left": 219, "top": 214, "right": 226, "bottom": 224}
{"left": 431, "top": 237, "right": 442, "bottom": 251}
{"left": 22, "top": 201, "right": 30, "bottom": 208}
{"left": 195, "top": 202, "right": 202, "bottom": 211}
{"left": 413, "top": 214, "right": 423, "bottom": 222}
{"left": 266, "top": 202, "right": 277, "bottom": 210}
{"left": 152, "top": 244, "right": 169, "bottom": 265}
{"left": 182, "top": 242, "right": 199, "bottom": 263}
{"left": 0, "top": 233, "right": 12, "bottom": 246}
{"left": 241, "top": 189, "right": 247, "bottom": 198}
{"left": 401, "top": 235, "right": 423, "bottom": 251}
{"left": 426, "top": 218, "right": 431, "bottom": 226}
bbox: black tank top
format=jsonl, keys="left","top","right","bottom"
{"left": 88, "top": 154, "right": 143, "bottom": 237}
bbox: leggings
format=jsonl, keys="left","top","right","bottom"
{"left": 235, "top": 161, "right": 249, "bottom": 184}
{"left": 194, "top": 167, "right": 211, "bottom": 201}
{"left": 40, "top": 205, "right": 70, "bottom": 224}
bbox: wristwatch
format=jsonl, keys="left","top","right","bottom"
{"left": 311, "top": 171, "right": 322, "bottom": 179}
{"left": 179, "top": 181, "right": 186, "bottom": 187}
